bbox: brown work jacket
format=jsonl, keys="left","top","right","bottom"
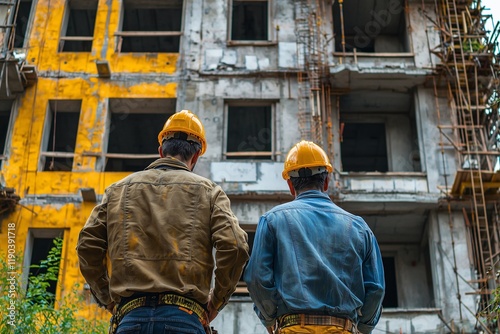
{"left": 76, "top": 157, "right": 249, "bottom": 311}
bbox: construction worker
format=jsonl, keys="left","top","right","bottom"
{"left": 244, "top": 140, "right": 385, "bottom": 334}
{"left": 77, "top": 110, "right": 249, "bottom": 334}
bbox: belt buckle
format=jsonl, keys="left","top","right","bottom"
{"left": 145, "top": 293, "right": 160, "bottom": 307}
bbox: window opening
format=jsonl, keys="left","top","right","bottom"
{"left": 339, "top": 91, "right": 419, "bottom": 172}
{"left": 59, "top": 0, "right": 98, "bottom": 52}
{"left": 13, "top": 0, "right": 33, "bottom": 48}
{"left": 105, "top": 98, "right": 175, "bottom": 172}
{"left": 28, "top": 238, "right": 61, "bottom": 305}
{"left": 332, "top": 0, "right": 407, "bottom": 53}
{"left": 0, "top": 110, "right": 9, "bottom": 156}
{"left": 41, "top": 100, "right": 81, "bottom": 171}
{"left": 341, "top": 123, "right": 388, "bottom": 172}
{"left": 22, "top": 230, "right": 65, "bottom": 307}
{"left": 230, "top": 0, "right": 268, "bottom": 41}
{"left": 226, "top": 104, "right": 273, "bottom": 160}
{"left": 382, "top": 256, "right": 398, "bottom": 308}
{"left": 117, "top": 0, "right": 183, "bottom": 53}
{"left": 0, "top": 100, "right": 13, "bottom": 166}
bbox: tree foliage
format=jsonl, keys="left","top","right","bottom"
{"left": 0, "top": 238, "right": 108, "bottom": 333}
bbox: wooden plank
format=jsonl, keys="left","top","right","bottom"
{"left": 40, "top": 152, "right": 75, "bottom": 158}
{"left": 438, "top": 125, "right": 485, "bottom": 128}
{"left": 82, "top": 152, "right": 158, "bottom": 159}
{"left": 82, "top": 151, "right": 100, "bottom": 157}
{"left": 467, "top": 278, "right": 489, "bottom": 283}
{"left": 225, "top": 151, "right": 273, "bottom": 157}
{"left": 465, "top": 290, "right": 493, "bottom": 295}
{"left": 461, "top": 151, "right": 500, "bottom": 155}
{"left": 452, "top": 170, "right": 500, "bottom": 196}
{"left": 460, "top": 181, "right": 500, "bottom": 191}
{"left": 59, "top": 36, "right": 94, "bottom": 41}
{"left": 331, "top": 52, "right": 414, "bottom": 58}
{"left": 105, "top": 153, "right": 158, "bottom": 159}
{"left": 115, "top": 31, "right": 182, "bottom": 37}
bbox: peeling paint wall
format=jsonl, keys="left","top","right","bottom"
{"left": 0, "top": 0, "right": 179, "bottom": 321}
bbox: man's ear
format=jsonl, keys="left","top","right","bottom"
{"left": 158, "top": 146, "right": 164, "bottom": 158}
{"left": 287, "top": 179, "right": 296, "bottom": 197}
{"left": 323, "top": 174, "right": 330, "bottom": 192}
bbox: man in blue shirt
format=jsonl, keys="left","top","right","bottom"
{"left": 244, "top": 140, "right": 385, "bottom": 334}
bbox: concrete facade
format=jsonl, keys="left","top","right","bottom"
{"left": 0, "top": 0, "right": 496, "bottom": 333}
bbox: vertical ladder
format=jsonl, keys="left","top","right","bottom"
{"left": 295, "top": 0, "right": 326, "bottom": 145}
{"left": 440, "top": 0, "right": 499, "bottom": 329}
{"left": 296, "top": 0, "right": 313, "bottom": 141}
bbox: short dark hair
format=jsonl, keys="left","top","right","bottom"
{"left": 161, "top": 138, "right": 201, "bottom": 161}
{"left": 290, "top": 171, "right": 328, "bottom": 192}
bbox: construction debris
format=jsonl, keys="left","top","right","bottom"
{"left": 0, "top": 186, "right": 21, "bottom": 216}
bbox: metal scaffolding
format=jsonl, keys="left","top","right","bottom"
{"left": 431, "top": 0, "right": 500, "bottom": 331}
{"left": 295, "top": 0, "right": 334, "bottom": 160}
{"left": 0, "top": 0, "right": 37, "bottom": 98}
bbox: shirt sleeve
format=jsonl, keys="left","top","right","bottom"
{"left": 76, "top": 192, "right": 112, "bottom": 307}
{"left": 358, "top": 231, "right": 385, "bottom": 334}
{"left": 210, "top": 186, "right": 249, "bottom": 311}
{"left": 243, "top": 215, "right": 279, "bottom": 328}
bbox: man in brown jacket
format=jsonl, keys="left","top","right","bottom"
{"left": 77, "top": 110, "right": 249, "bottom": 334}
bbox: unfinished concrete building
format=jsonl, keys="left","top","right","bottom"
{"left": 0, "top": 0, "right": 498, "bottom": 333}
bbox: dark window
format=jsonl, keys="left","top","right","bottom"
{"left": 231, "top": 0, "right": 268, "bottom": 41}
{"left": 382, "top": 256, "right": 398, "bottom": 308}
{"left": 341, "top": 123, "right": 388, "bottom": 172}
{"left": 0, "top": 111, "right": 9, "bottom": 156}
{"left": 13, "top": 0, "right": 33, "bottom": 48}
{"left": 332, "top": 0, "right": 407, "bottom": 52}
{"left": 42, "top": 100, "right": 81, "bottom": 171}
{"left": 0, "top": 101, "right": 13, "bottom": 160}
{"left": 105, "top": 98, "right": 175, "bottom": 172}
{"left": 226, "top": 105, "right": 272, "bottom": 160}
{"left": 119, "top": 0, "right": 182, "bottom": 53}
{"left": 29, "top": 237, "right": 62, "bottom": 306}
{"left": 60, "top": 0, "right": 98, "bottom": 52}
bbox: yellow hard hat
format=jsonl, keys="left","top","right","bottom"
{"left": 158, "top": 110, "right": 207, "bottom": 155}
{"left": 282, "top": 140, "right": 333, "bottom": 180}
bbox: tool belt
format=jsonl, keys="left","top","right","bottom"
{"left": 109, "top": 293, "right": 216, "bottom": 334}
{"left": 278, "top": 314, "right": 355, "bottom": 333}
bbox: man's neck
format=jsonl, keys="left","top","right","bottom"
{"left": 165, "top": 155, "right": 193, "bottom": 170}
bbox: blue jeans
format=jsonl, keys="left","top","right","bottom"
{"left": 115, "top": 305, "right": 206, "bottom": 334}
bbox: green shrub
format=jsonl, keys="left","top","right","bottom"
{"left": 0, "top": 238, "right": 108, "bottom": 334}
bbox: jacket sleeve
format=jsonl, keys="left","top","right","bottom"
{"left": 76, "top": 192, "right": 112, "bottom": 307}
{"left": 210, "top": 186, "right": 249, "bottom": 311}
{"left": 243, "top": 216, "right": 278, "bottom": 328}
{"left": 358, "top": 230, "right": 385, "bottom": 334}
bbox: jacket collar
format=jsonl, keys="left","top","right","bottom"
{"left": 295, "top": 190, "right": 331, "bottom": 201}
{"left": 145, "top": 157, "right": 191, "bottom": 172}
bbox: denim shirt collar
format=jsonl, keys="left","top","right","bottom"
{"left": 295, "top": 190, "right": 332, "bottom": 202}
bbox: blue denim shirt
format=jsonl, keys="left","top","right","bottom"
{"left": 243, "top": 190, "right": 385, "bottom": 333}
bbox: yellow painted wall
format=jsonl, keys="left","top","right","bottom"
{"left": 30, "top": 0, "right": 179, "bottom": 75}
{"left": 0, "top": 0, "right": 180, "bottom": 321}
